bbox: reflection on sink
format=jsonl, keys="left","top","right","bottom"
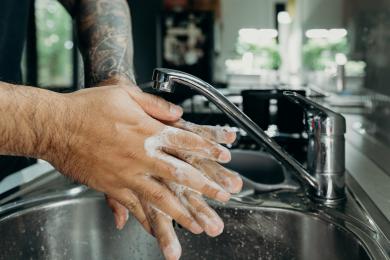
{"left": 226, "top": 150, "right": 285, "bottom": 184}
{"left": 0, "top": 195, "right": 372, "bottom": 260}
{"left": 225, "top": 150, "right": 299, "bottom": 193}
{"left": 179, "top": 206, "right": 370, "bottom": 260}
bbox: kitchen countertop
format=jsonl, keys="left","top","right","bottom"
{"left": 344, "top": 114, "right": 390, "bottom": 222}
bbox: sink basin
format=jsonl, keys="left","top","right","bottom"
{"left": 226, "top": 150, "right": 285, "bottom": 185}
{"left": 0, "top": 195, "right": 373, "bottom": 260}
{"left": 226, "top": 150, "right": 299, "bottom": 193}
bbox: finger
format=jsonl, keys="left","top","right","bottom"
{"left": 148, "top": 152, "right": 231, "bottom": 202}
{"left": 144, "top": 204, "right": 182, "bottom": 260}
{"left": 181, "top": 187, "right": 224, "bottom": 237}
{"left": 108, "top": 189, "right": 152, "bottom": 235}
{"left": 162, "top": 126, "right": 231, "bottom": 163}
{"left": 105, "top": 195, "right": 129, "bottom": 230}
{"left": 189, "top": 157, "right": 243, "bottom": 194}
{"left": 130, "top": 90, "right": 183, "bottom": 122}
{"left": 172, "top": 119, "right": 237, "bottom": 144}
{"left": 132, "top": 176, "right": 203, "bottom": 235}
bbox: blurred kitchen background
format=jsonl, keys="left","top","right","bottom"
{"left": 24, "top": 0, "right": 389, "bottom": 94}
{"left": 3, "top": 0, "right": 390, "bottom": 183}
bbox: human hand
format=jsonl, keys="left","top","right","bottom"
{"left": 108, "top": 118, "right": 243, "bottom": 260}
{"left": 43, "top": 85, "right": 238, "bottom": 237}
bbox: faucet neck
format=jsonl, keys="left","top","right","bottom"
{"left": 152, "top": 68, "right": 346, "bottom": 206}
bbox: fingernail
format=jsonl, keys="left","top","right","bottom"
{"left": 170, "top": 105, "right": 183, "bottom": 117}
{"left": 216, "top": 190, "right": 231, "bottom": 202}
{"left": 217, "top": 148, "right": 231, "bottom": 163}
{"left": 163, "top": 240, "right": 182, "bottom": 260}
{"left": 190, "top": 222, "right": 203, "bottom": 234}
{"left": 209, "top": 181, "right": 231, "bottom": 202}
{"left": 115, "top": 215, "right": 124, "bottom": 230}
{"left": 224, "top": 172, "right": 243, "bottom": 194}
{"left": 208, "top": 218, "right": 224, "bottom": 237}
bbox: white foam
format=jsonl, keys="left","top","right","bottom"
{"left": 144, "top": 127, "right": 227, "bottom": 191}
{"left": 163, "top": 236, "right": 181, "bottom": 260}
{"left": 180, "top": 120, "right": 236, "bottom": 144}
{"left": 144, "top": 127, "right": 190, "bottom": 182}
{"left": 168, "top": 182, "right": 220, "bottom": 233}
{"left": 150, "top": 204, "right": 171, "bottom": 219}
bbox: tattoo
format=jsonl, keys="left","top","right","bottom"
{"left": 59, "top": 0, "right": 135, "bottom": 86}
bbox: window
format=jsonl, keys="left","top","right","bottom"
{"left": 25, "top": 0, "right": 78, "bottom": 91}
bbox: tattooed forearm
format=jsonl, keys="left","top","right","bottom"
{"left": 59, "top": 0, "right": 135, "bottom": 86}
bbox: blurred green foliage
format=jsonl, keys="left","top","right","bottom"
{"left": 302, "top": 38, "right": 349, "bottom": 71}
{"left": 36, "top": 0, "right": 73, "bottom": 87}
{"left": 236, "top": 41, "right": 281, "bottom": 70}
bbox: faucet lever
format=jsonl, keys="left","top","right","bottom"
{"left": 283, "top": 91, "right": 346, "bottom": 135}
{"left": 284, "top": 91, "right": 346, "bottom": 203}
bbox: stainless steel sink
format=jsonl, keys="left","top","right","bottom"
{"left": 0, "top": 187, "right": 388, "bottom": 260}
{"left": 227, "top": 150, "right": 285, "bottom": 185}
{"left": 227, "top": 150, "right": 299, "bottom": 193}
{"left": 0, "top": 153, "right": 388, "bottom": 260}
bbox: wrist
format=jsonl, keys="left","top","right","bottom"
{"left": 35, "top": 91, "right": 75, "bottom": 163}
{"left": 0, "top": 84, "right": 68, "bottom": 159}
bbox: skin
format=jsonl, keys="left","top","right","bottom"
{"left": 0, "top": 1, "right": 243, "bottom": 259}
{"left": 58, "top": 0, "right": 135, "bottom": 86}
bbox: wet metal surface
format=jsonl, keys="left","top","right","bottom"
{"left": 0, "top": 188, "right": 388, "bottom": 260}
{"left": 0, "top": 153, "right": 388, "bottom": 259}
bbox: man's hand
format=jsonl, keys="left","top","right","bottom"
{"left": 98, "top": 85, "right": 242, "bottom": 260}
{"left": 106, "top": 118, "right": 242, "bottom": 260}
{"left": 41, "top": 85, "right": 240, "bottom": 233}
{"left": 0, "top": 82, "right": 242, "bottom": 260}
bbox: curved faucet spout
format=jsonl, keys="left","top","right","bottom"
{"left": 152, "top": 68, "right": 346, "bottom": 205}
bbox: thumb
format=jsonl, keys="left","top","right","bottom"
{"left": 130, "top": 90, "right": 183, "bottom": 122}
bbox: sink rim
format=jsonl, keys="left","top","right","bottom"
{"left": 0, "top": 192, "right": 385, "bottom": 260}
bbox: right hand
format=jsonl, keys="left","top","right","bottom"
{"left": 43, "top": 85, "right": 239, "bottom": 236}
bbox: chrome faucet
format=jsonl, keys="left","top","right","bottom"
{"left": 152, "top": 68, "right": 346, "bottom": 205}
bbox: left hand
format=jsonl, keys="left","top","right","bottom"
{"left": 98, "top": 79, "right": 242, "bottom": 260}
{"left": 107, "top": 119, "right": 241, "bottom": 260}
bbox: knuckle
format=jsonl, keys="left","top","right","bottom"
{"left": 123, "top": 199, "right": 138, "bottom": 213}
{"left": 175, "top": 212, "right": 192, "bottom": 227}
{"left": 195, "top": 203, "right": 210, "bottom": 214}
{"left": 183, "top": 153, "right": 196, "bottom": 164}
{"left": 202, "top": 184, "right": 219, "bottom": 198}
{"left": 150, "top": 95, "right": 168, "bottom": 109}
{"left": 148, "top": 209, "right": 159, "bottom": 223}
{"left": 151, "top": 190, "right": 167, "bottom": 203}
{"left": 153, "top": 160, "right": 176, "bottom": 179}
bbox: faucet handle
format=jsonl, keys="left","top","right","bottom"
{"left": 283, "top": 91, "right": 346, "bottom": 136}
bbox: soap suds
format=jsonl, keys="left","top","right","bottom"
{"left": 144, "top": 127, "right": 193, "bottom": 182}
{"left": 176, "top": 119, "right": 236, "bottom": 144}
{"left": 144, "top": 127, "right": 227, "bottom": 236}
{"left": 168, "top": 182, "right": 222, "bottom": 235}
{"left": 144, "top": 127, "right": 227, "bottom": 194}
{"left": 163, "top": 236, "right": 181, "bottom": 260}
{"left": 147, "top": 125, "right": 230, "bottom": 163}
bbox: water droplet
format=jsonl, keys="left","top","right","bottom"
{"left": 291, "top": 202, "right": 301, "bottom": 208}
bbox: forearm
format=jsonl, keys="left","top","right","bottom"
{"left": 0, "top": 82, "right": 65, "bottom": 159}
{"left": 60, "top": 0, "right": 135, "bottom": 86}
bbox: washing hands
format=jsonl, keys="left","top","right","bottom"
{"left": 106, "top": 118, "right": 241, "bottom": 260}
{"left": 33, "top": 83, "right": 242, "bottom": 260}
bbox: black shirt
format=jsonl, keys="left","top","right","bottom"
{"left": 0, "top": 0, "right": 30, "bottom": 83}
{"left": 0, "top": 0, "right": 35, "bottom": 179}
